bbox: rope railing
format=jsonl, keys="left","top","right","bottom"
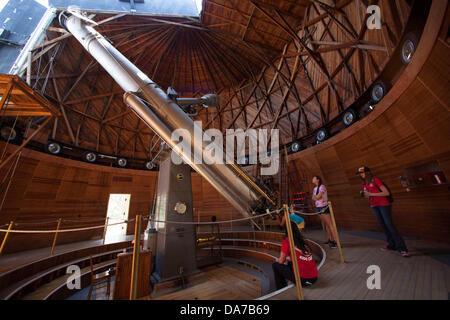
{"left": 0, "top": 204, "right": 344, "bottom": 265}
{"left": 13, "top": 219, "right": 60, "bottom": 226}
{"left": 60, "top": 218, "right": 109, "bottom": 223}
{"left": 0, "top": 209, "right": 283, "bottom": 235}
{"left": 291, "top": 210, "right": 319, "bottom": 216}
{"left": 142, "top": 208, "right": 281, "bottom": 225}
{"left": 11, "top": 217, "right": 116, "bottom": 226}
{"left": 0, "top": 218, "right": 135, "bottom": 234}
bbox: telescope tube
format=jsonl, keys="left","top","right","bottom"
{"left": 60, "top": 11, "right": 274, "bottom": 222}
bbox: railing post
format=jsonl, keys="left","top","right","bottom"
{"left": 283, "top": 204, "right": 304, "bottom": 300}
{"left": 130, "top": 214, "right": 141, "bottom": 300}
{"left": 102, "top": 217, "right": 109, "bottom": 245}
{"left": 328, "top": 201, "right": 344, "bottom": 263}
{"left": 50, "top": 218, "right": 62, "bottom": 256}
{"left": 0, "top": 221, "right": 14, "bottom": 255}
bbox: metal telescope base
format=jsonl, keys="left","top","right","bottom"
{"left": 153, "top": 155, "right": 199, "bottom": 283}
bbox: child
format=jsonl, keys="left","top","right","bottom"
{"left": 272, "top": 221, "right": 318, "bottom": 289}
{"left": 312, "top": 176, "right": 337, "bottom": 248}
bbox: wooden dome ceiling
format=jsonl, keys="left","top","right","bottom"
{"left": 23, "top": 0, "right": 414, "bottom": 163}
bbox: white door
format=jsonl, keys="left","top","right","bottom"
{"left": 105, "top": 194, "right": 130, "bottom": 243}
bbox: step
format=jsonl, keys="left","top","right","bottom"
{"left": 0, "top": 248, "right": 127, "bottom": 300}
{"left": 22, "top": 259, "right": 117, "bottom": 300}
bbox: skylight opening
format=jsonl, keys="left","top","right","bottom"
{"left": 194, "top": 0, "right": 202, "bottom": 14}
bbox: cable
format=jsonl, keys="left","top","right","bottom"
{"left": 0, "top": 209, "right": 283, "bottom": 234}
{"left": 0, "top": 219, "right": 133, "bottom": 234}
{"left": 62, "top": 218, "right": 107, "bottom": 223}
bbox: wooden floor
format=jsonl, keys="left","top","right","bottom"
{"left": 0, "top": 235, "right": 135, "bottom": 274}
{"left": 1, "top": 228, "right": 449, "bottom": 300}
{"left": 148, "top": 264, "right": 262, "bottom": 300}
{"left": 267, "top": 229, "right": 450, "bottom": 300}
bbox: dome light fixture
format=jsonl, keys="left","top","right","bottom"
{"left": 370, "top": 81, "right": 387, "bottom": 104}
{"left": 145, "top": 161, "right": 154, "bottom": 170}
{"left": 0, "top": 126, "right": 17, "bottom": 142}
{"left": 117, "top": 157, "right": 127, "bottom": 167}
{"left": 342, "top": 108, "right": 357, "bottom": 127}
{"left": 401, "top": 33, "right": 418, "bottom": 65}
{"left": 46, "top": 141, "right": 61, "bottom": 154}
{"left": 83, "top": 151, "right": 97, "bottom": 163}
{"left": 315, "top": 128, "right": 329, "bottom": 144}
{"left": 290, "top": 141, "right": 302, "bottom": 153}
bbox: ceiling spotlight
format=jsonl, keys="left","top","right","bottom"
{"left": 1, "top": 126, "right": 17, "bottom": 142}
{"left": 290, "top": 141, "right": 302, "bottom": 153}
{"left": 117, "top": 157, "right": 127, "bottom": 167}
{"left": 401, "top": 33, "right": 418, "bottom": 65}
{"left": 316, "top": 128, "right": 329, "bottom": 143}
{"left": 46, "top": 141, "right": 61, "bottom": 154}
{"left": 145, "top": 161, "right": 154, "bottom": 170}
{"left": 342, "top": 108, "right": 358, "bottom": 127}
{"left": 83, "top": 151, "right": 97, "bottom": 163}
{"left": 370, "top": 81, "right": 386, "bottom": 104}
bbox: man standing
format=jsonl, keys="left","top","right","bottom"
{"left": 358, "top": 166, "right": 409, "bottom": 257}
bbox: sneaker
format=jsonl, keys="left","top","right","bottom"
{"left": 380, "top": 247, "right": 394, "bottom": 252}
{"left": 400, "top": 251, "right": 410, "bottom": 257}
{"left": 329, "top": 241, "right": 337, "bottom": 249}
{"left": 324, "top": 239, "right": 331, "bottom": 245}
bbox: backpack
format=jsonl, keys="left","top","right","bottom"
{"left": 372, "top": 178, "right": 394, "bottom": 203}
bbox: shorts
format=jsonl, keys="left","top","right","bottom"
{"left": 317, "top": 206, "right": 330, "bottom": 216}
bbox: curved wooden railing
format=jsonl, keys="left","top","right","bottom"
{"left": 197, "top": 230, "right": 327, "bottom": 300}
{"left": 0, "top": 241, "right": 131, "bottom": 300}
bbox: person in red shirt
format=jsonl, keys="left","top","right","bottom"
{"left": 358, "top": 166, "right": 409, "bottom": 257}
{"left": 272, "top": 221, "right": 318, "bottom": 289}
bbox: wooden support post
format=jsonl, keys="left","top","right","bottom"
{"left": 50, "top": 218, "right": 62, "bottom": 256}
{"left": 0, "top": 221, "right": 14, "bottom": 255}
{"left": 283, "top": 204, "right": 304, "bottom": 300}
{"left": 130, "top": 215, "right": 141, "bottom": 300}
{"left": 0, "top": 116, "right": 52, "bottom": 170}
{"left": 102, "top": 217, "right": 109, "bottom": 245}
{"left": 328, "top": 201, "right": 344, "bottom": 263}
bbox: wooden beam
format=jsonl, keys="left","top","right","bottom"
{"left": 0, "top": 80, "right": 14, "bottom": 112}
{"left": 0, "top": 117, "right": 53, "bottom": 170}
{"left": 52, "top": 78, "right": 76, "bottom": 144}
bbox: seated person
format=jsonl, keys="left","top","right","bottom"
{"left": 277, "top": 211, "right": 305, "bottom": 230}
{"left": 272, "top": 221, "right": 318, "bottom": 289}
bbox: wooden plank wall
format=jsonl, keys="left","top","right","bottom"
{"left": 0, "top": 143, "right": 242, "bottom": 254}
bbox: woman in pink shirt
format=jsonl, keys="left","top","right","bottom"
{"left": 312, "top": 176, "right": 337, "bottom": 248}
